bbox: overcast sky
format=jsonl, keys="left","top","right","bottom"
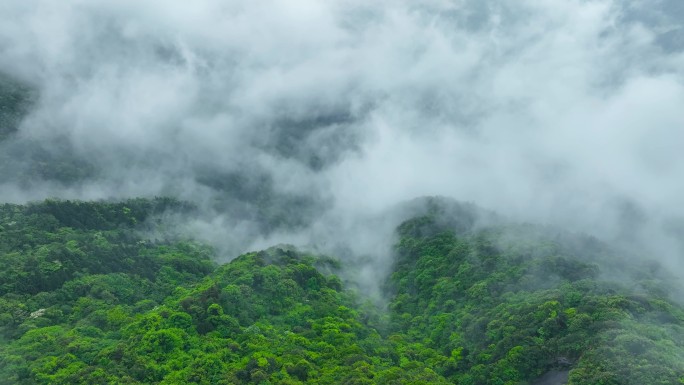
{"left": 1, "top": 0, "right": 683, "bottom": 269}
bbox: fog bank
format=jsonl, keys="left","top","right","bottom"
{"left": 1, "top": 0, "right": 683, "bottom": 273}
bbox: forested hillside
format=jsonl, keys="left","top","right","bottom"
{"left": 1, "top": 199, "right": 683, "bottom": 384}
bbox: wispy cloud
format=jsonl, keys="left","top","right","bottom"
{"left": 0, "top": 0, "right": 683, "bottom": 271}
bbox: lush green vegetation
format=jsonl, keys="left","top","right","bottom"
{"left": 386, "top": 210, "right": 684, "bottom": 384}
{"left": 1, "top": 198, "right": 683, "bottom": 384}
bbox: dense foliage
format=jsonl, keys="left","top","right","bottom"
{"left": 1, "top": 198, "right": 683, "bottom": 384}
{"left": 387, "top": 211, "right": 684, "bottom": 384}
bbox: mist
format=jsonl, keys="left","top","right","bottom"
{"left": 1, "top": 0, "right": 683, "bottom": 278}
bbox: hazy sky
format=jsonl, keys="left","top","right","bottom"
{"left": 1, "top": 0, "right": 683, "bottom": 268}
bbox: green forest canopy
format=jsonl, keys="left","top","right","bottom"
{"left": 0, "top": 198, "right": 683, "bottom": 384}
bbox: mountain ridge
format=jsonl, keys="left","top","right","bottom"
{"left": 1, "top": 198, "right": 682, "bottom": 384}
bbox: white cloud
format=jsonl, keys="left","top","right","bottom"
{"left": 0, "top": 0, "right": 683, "bottom": 272}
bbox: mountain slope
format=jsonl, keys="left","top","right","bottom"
{"left": 0, "top": 198, "right": 683, "bottom": 384}
{"left": 387, "top": 207, "right": 684, "bottom": 384}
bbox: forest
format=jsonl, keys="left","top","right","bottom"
{"left": 1, "top": 198, "right": 683, "bottom": 384}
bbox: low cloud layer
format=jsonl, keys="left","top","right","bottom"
{"left": 1, "top": 0, "right": 683, "bottom": 273}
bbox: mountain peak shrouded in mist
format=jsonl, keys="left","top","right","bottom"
{"left": 1, "top": 198, "right": 683, "bottom": 384}
{"left": 1, "top": 1, "right": 684, "bottom": 384}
